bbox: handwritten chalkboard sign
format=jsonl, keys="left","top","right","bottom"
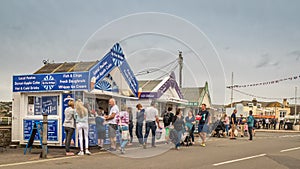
{"left": 42, "top": 96, "right": 58, "bottom": 115}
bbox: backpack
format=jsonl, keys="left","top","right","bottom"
{"left": 163, "top": 112, "right": 172, "bottom": 125}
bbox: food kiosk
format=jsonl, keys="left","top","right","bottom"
{"left": 12, "top": 43, "right": 138, "bottom": 147}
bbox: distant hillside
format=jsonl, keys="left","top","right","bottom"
{"left": 0, "top": 101, "right": 12, "bottom": 116}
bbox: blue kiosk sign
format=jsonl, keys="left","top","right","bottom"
{"left": 13, "top": 43, "right": 138, "bottom": 96}
{"left": 13, "top": 72, "right": 89, "bottom": 92}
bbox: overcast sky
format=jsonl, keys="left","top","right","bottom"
{"left": 1, "top": 0, "right": 300, "bottom": 104}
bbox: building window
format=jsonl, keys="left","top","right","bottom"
{"left": 27, "top": 95, "right": 58, "bottom": 116}
{"left": 248, "top": 103, "right": 253, "bottom": 107}
{"left": 27, "top": 96, "right": 34, "bottom": 115}
{"left": 257, "top": 103, "right": 262, "bottom": 108}
{"left": 280, "top": 111, "right": 286, "bottom": 118}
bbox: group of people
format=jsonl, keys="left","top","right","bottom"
{"left": 260, "top": 118, "right": 278, "bottom": 130}
{"left": 137, "top": 103, "right": 211, "bottom": 150}
{"left": 63, "top": 98, "right": 212, "bottom": 155}
{"left": 63, "top": 99, "right": 92, "bottom": 156}
{"left": 226, "top": 109, "right": 255, "bottom": 141}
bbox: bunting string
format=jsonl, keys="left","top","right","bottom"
{"left": 226, "top": 74, "right": 300, "bottom": 89}
{"left": 232, "top": 88, "right": 300, "bottom": 101}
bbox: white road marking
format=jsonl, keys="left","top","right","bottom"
{"left": 213, "top": 154, "right": 266, "bottom": 166}
{"left": 280, "top": 147, "right": 300, "bottom": 153}
{"left": 279, "top": 134, "right": 300, "bottom": 138}
{"left": 0, "top": 151, "right": 107, "bottom": 168}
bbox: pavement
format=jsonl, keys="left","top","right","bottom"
{"left": 0, "top": 129, "right": 300, "bottom": 169}
{"left": 256, "top": 129, "right": 300, "bottom": 133}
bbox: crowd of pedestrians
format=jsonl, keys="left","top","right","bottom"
{"left": 64, "top": 99, "right": 258, "bottom": 156}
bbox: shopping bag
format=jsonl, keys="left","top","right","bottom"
{"left": 121, "top": 130, "right": 129, "bottom": 140}
{"left": 156, "top": 129, "right": 163, "bottom": 140}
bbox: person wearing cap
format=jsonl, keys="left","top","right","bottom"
{"left": 143, "top": 101, "right": 162, "bottom": 149}
{"left": 63, "top": 100, "right": 75, "bottom": 156}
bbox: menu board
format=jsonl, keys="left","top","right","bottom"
{"left": 23, "top": 119, "right": 58, "bottom": 141}
{"left": 88, "top": 124, "right": 97, "bottom": 146}
{"left": 33, "top": 96, "right": 58, "bottom": 115}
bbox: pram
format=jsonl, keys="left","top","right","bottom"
{"left": 181, "top": 123, "right": 193, "bottom": 146}
{"left": 169, "top": 128, "right": 179, "bottom": 145}
{"left": 211, "top": 120, "right": 226, "bottom": 138}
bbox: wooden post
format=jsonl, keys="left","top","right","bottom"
{"left": 41, "top": 114, "right": 48, "bottom": 158}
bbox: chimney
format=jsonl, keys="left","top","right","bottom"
{"left": 283, "top": 98, "right": 288, "bottom": 108}
{"left": 252, "top": 98, "right": 257, "bottom": 106}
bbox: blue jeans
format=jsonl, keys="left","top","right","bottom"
{"left": 225, "top": 124, "right": 229, "bottom": 135}
{"left": 176, "top": 130, "right": 183, "bottom": 148}
{"left": 120, "top": 126, "right": 129, "bottom": 149}
{"left": 136, "top": 122, "right": 143, "bottom": 144}
{"left": 64, "top": 127, "right": 74, "bottom": 152}
{"left": 144, "top": 121, "right": 157, "bottom": 146}
{"left": 129, "top": 122, "right": 134, "bottom": 143}
{"left": 248, "top": 127, "right": 253, "bottom": 140}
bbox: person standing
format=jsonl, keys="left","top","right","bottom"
{"left": 143, "top": 101, "right": 162, "bottom": 149}
{"left": 172, "top": 109, "right": 185, "bottom": 150}
{"left": 163, "top": 107, "right": 174, "bottom": 144}
{"left": 95, "top": 107, "right": 105, "bottom": 150}
{"left": 63, "top": 100, "right": 76, "bottom": 156}
{"left": 135, "top": 104, "right": 145, "bottom": 145}
{"left": 247, "top": 110, "right": 255, "bottom": 141}
{"left": 128, "top": 107, "right": 134, "bottom": 145}
{"left": 274, "top": 118, "right": 278, "bottom": 130}
{"left": 197, "top": 104, "right": 210, "bottom": 147}
{"left": 75, "top": 100, "right": 91, "bottom": 155}
{"left": 265, "top": 118, "right": 269, "bottom": 129}
{"left": 105, "top": 98, "right": 119, "bottom": 151}
{"left": 238, "top": 114, "right": 245, "bottom": 137}
{"left": 230, "top": 109, "right": 237, "bottom": 139}
{"left": 185, "top": 110, "right": 196, "bottom": 144}
{"left": 223, "top": 114, "right": 230, "bottom": 136}
{"left": 116, "top": 107, "right": 129, "bottom": 154}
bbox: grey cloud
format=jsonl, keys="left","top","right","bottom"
{"left": 255, "top": 53, "right": 270, "bottom": 68}
{"left": 288, "top": 50, "right": 300, "bottom": 61}
{"left": 255, "top": 53, "right": 279, "bottom": 68}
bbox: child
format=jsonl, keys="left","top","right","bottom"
{"left": 95, "top": 107, "right": 106, "bottom": 150}
{"left": 244, "top": 123, "right": 248, "bottom": 137}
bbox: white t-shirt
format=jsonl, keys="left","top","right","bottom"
{"left": 107, "top": 105, "right": 119, "bottom": 124}
{"left": 145, "top": 106, "right": 158, "bottom": 122}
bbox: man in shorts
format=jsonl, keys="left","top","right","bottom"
{"left": 197, "top": 104, "right": 210, "bottom": 147}
{"left": 105, "top": 98, "right": 119, "bottom": 151}
{"left": 230, "top": 109, "right": 237, "bottom": 139}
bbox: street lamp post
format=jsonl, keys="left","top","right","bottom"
{"left": 295, "top": 87, "right": 297, "bottom": 125}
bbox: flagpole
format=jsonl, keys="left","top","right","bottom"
{"left": 295, "top": 86, "right": 297, "bottom": 124}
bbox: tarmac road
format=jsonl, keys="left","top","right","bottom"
{"left": 0, "top": 131, "right": 300, "bottom": 169}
